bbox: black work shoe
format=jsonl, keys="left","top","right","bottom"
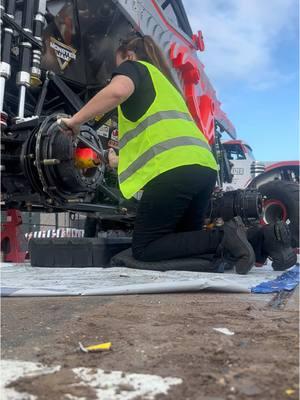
{"left": 218, "top": 217, "right": 255, "bottom": 275}
{"left": 262, "top": 221, "right": 297, "bottom": 271}
{"left": 247, "top": 225, "right": 268, "bottom": 265}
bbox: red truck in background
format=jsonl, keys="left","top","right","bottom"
{"left": 223, "top": 141, "right": 299, "bottom": 247}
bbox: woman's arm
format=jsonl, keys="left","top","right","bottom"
{"left": 59, "top": 75, "right": 135, "bottom": 134}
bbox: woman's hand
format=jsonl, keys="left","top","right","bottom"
{"left": 57, "top": 117, "right": 81, "bottom": 137}
{"left": 108, "top": 148, "right": 119, "bottom": 168}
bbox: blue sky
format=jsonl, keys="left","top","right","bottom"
{"left": 184, "top": 0, "right": 299, "bottom": 161}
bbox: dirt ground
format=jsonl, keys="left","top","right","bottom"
{"left": 1, "top": 289, "right": 299, "bottom": 400}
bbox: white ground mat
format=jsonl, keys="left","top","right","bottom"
{"left": 0, "top": 261, "right": 282, "bottom": 296}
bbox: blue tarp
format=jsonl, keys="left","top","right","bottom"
{"left": 251, "top": 264, "right": 299, "bottom": 293}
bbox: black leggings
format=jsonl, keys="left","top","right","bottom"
{"left": 132, "top": 165, "right": 220, "bottom": 261}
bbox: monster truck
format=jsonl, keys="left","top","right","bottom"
{"left": 0, "top": 0, "right": 296, "bottom": 247}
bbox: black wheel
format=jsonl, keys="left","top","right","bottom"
{"left": 259, "top": 180, "right": 299, "bottom": 248}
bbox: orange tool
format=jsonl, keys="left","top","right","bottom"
{"left": 74, "top": 147, "right": 101, "bottom": 169}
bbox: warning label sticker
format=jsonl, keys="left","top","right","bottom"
{"left": 97, "top": 125, "right": 110, "bottom": 138}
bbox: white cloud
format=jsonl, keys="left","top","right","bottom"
{"left": 183, "top": 0, "right": 298, "bottom": 89}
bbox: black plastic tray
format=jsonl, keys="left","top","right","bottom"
{"left": 29, "top": 237, "right": 132, "bottom": 268}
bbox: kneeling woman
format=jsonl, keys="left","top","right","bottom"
{"left": 60, "top": 34, "right": 256, "bottom": 274}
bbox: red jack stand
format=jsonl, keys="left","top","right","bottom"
{"left": 1, "top": 209, "right": 27, "bottom": 263}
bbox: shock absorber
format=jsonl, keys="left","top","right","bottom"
{"left": 16, "top": 0, "right": 35, "bottom": 119}
{"left": 31, "top": 0, "right": 46, "bottom": 87}
{"left": 0, "top": 0, "right": 16, "bottom": 117}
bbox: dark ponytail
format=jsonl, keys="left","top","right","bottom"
{"left": 117, "top": 35, "right": 179, "bottom": 90}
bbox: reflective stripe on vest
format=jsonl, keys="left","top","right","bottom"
{"left": 119, "top": 110, "right": 195, "bottom": 149}
{"left": 118, "top": 61, "right": 218, "bottom": 199}
{"left": 119, "top": 136, "right": 211, "bottom": 183}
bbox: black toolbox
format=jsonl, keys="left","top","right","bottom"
{"left": 29, "top": 237, "right": 132, "bottom": 267}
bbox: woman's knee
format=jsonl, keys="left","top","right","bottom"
{"left": 132, "top": 246, "right": 144, "bottom": 261}
{"left": 132, "top": 245, "right": 151, "bottom": 262}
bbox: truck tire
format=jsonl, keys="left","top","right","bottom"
{"left": 259, "top": 180, "right": 299, "bottom": 248}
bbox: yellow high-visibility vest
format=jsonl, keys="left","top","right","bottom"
{"left": 117, "top": 61, "right": 217, "bottom": 199}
